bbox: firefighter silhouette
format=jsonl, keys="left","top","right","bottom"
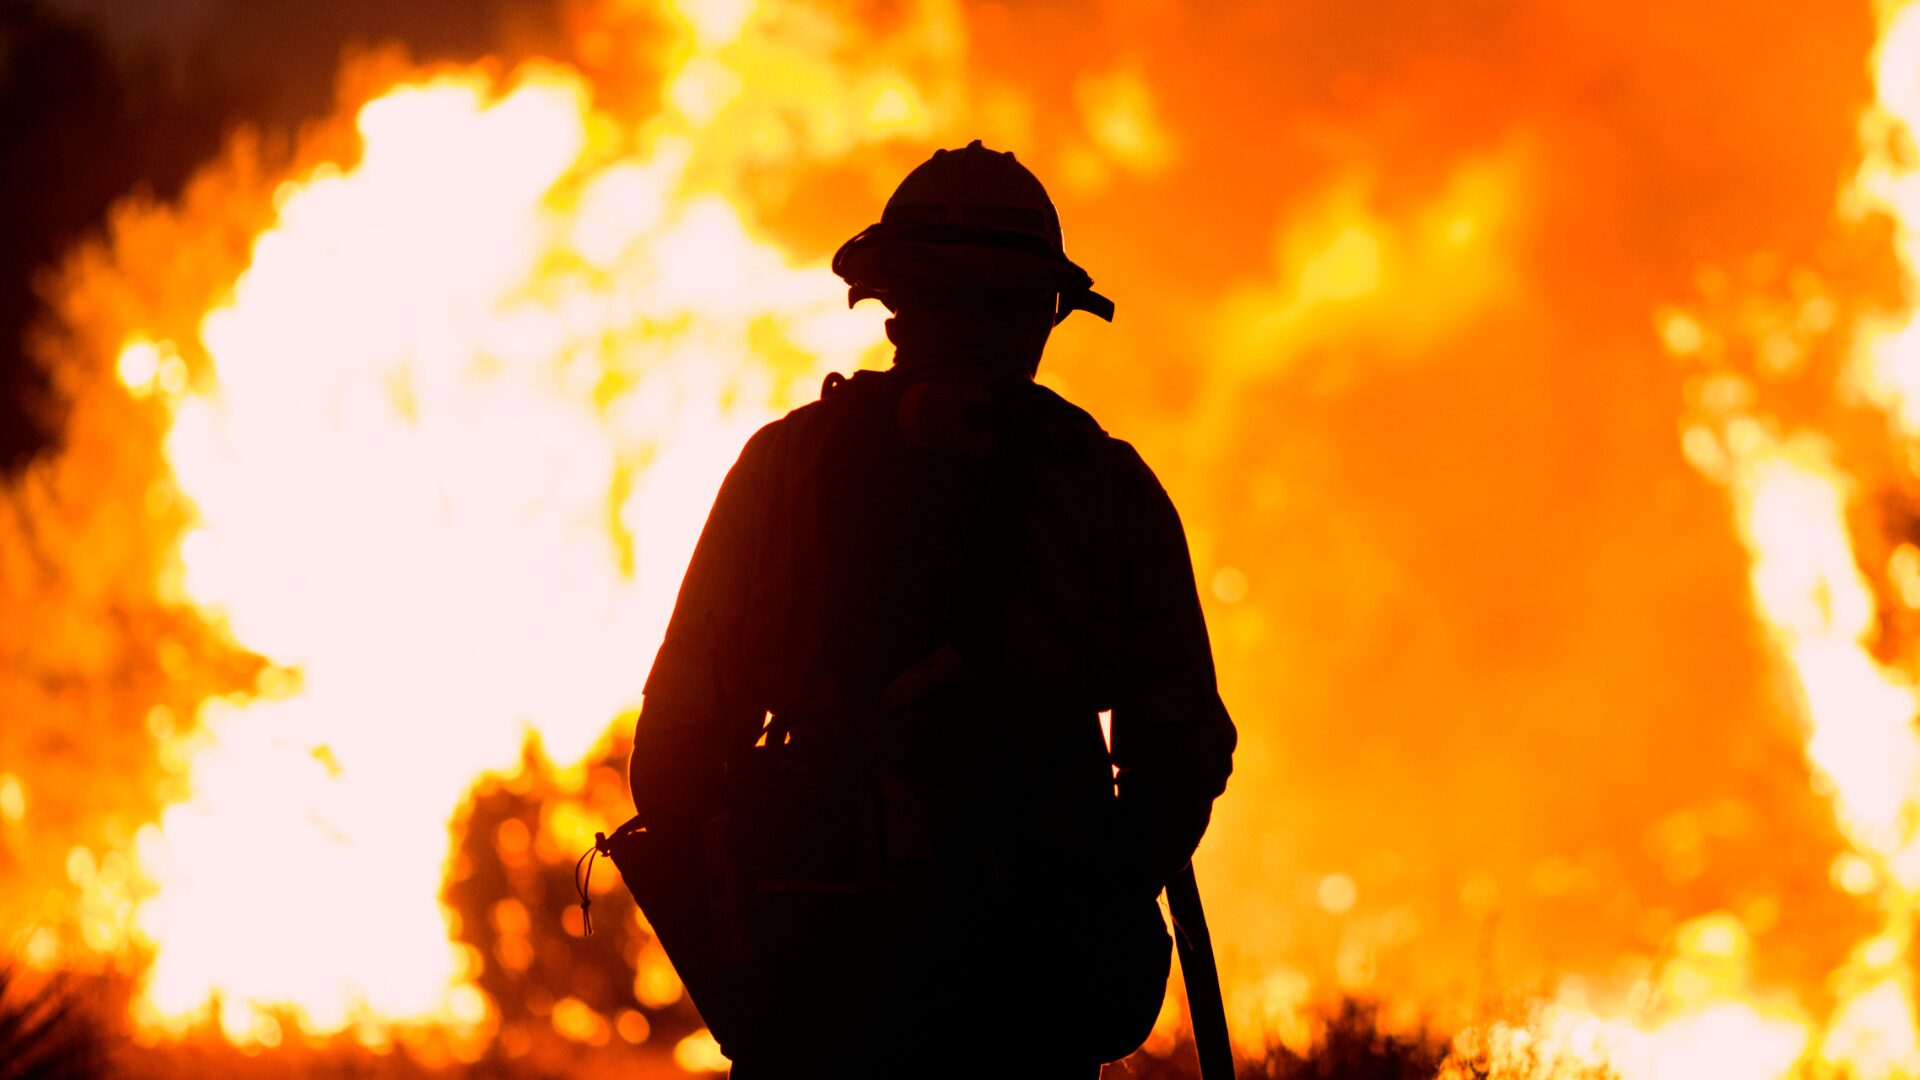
{"left": 615, "top": 141, "right": 1236, "bottom": 1078}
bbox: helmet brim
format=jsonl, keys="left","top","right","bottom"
{"left": 833, "top": 229, "right": 1114, "bottom": 323}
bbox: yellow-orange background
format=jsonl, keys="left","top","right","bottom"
{"left": 0, "top": 0, "right": 1906, "bottom": 1063}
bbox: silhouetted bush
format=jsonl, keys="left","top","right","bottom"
{"left": 1239, "top": 999, "right": 1447, "bottom": 1080}
{"left": 0, "top": 965, "right": 107, "bottom": 1080}
{"left": 1105, "top": 997, "right": 1448, "bottom": 1080}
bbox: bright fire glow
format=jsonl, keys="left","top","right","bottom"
{"left": 1649, "top": 0, "right": 1920, "bottom": 1075}
{"left": 15, "top": 0, "right": 1920, "bottom": 1074}
{"left": 1445, "top": 1002, "right": 1808, "bottom": 1080}
{"left": 105, "top": 20, "right": 898, "bottom": 1045}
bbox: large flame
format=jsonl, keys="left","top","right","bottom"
{"left": 83, "top": 5, "right": 928, "bottom": 1051}
{"left": 1639, "top": 0, "right": 1920, "bottom": 1075}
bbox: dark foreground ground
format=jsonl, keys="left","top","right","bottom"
{"left": 5, "top": 960, "right": 1615, "bottom": 1080}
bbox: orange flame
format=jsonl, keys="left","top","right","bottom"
{"left": 105, "top": 11, "right": 922, "bottom": 1048}
{"left": 14, "top": 0, "right": 1920, "bottom": 1075}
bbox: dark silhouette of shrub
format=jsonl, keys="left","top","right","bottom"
{"left": 1241, "top": 998, "right": 1447, "bottom": 1080}
{"left": 1105, "top": 997, "right": 1448, "bottom": 1080}
{"left": 0, "top": 964, "right": 107, "bottom": 1080}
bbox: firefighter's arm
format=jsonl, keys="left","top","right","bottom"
{"left": 1106, "top": 446, "right": 1237, "bottom": 901}
{"left": 629, "top": 427, "right": 775, "bottom": 827}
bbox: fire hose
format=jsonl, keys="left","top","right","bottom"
{"left": 1165, "top": 863, "right": 1233, "bottom": 1080}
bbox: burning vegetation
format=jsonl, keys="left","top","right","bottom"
{"left": 6, "top": 0, "right": 1920, "bottom": 1075}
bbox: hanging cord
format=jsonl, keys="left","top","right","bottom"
{"left": 574, "top": 831, "right": 613, "bottom": 937}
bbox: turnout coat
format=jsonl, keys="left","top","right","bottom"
{"left": 626, "top": 363, "right": 1235, "bottom": 1071}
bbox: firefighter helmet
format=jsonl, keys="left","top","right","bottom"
{"left": 832, "top": 140, "right": 1115, "bottom": 324}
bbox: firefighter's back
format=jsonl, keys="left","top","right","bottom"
{"left": 720, "top": 364, "right": 1168, "bottom": 1074}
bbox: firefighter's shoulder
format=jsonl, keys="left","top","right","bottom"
{"left": 1024, "top": 383, "right": 1156, "bottom": 480}
{"left": 719, "top": 367, "right": 890, "bottom": 478}
{"left": 1025, "top": 380, "right": 1104, "bottom": 436}
{"left": 782, "top": 367, "right": 891, "bottom": 424}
